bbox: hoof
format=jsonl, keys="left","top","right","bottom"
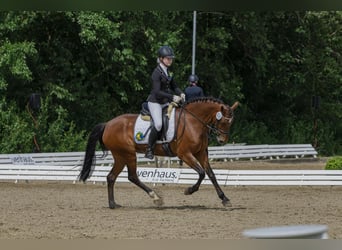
{"left": 184, "top": 187, "right": 193, "bottom": 195}
{"left": 153, "top": 198, "right": 164, "bottom": 207}
{"left": 222, "top": 199, "right": 232, "bottom": 207}
{"left": 109, "top": 202, "right": 122, "bottom": 209}
{"left": 149, "top": 191, "right": 164, "bottom": 207}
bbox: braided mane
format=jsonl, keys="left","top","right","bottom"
{"left": 183, "top": 97, "right": 234, "bottom": 118}
{"left": 184, "top": 96, "right": 225, "bottom": 106}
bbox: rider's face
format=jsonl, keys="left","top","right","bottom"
{"left": 161, "top": 57, "right": 173, "bottom": 67}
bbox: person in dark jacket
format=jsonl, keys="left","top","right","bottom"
{"left": 184, "top": 74, "right": 204, "bottom": 101}
{"left": 145, "top": 45, "right": 185, "bottom": 159}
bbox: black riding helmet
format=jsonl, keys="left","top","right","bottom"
{"left": 158, "top": 45, "right": 175, "bottom": 58}
{"left": 188, "top": 74, "right": 199, "bottom": 83}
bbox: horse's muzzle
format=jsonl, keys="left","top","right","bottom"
{"left": 217, "top": 135, "right": 229, "bottom": 144}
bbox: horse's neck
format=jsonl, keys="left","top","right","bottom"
{"left": 184, "top": 102, "right": 218, "bottom": 124}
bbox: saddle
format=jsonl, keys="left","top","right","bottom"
{"left": 139, "top": 102, "right": 178, "bottom": 156}
{"left": 140, "top": 102, "right": 176, "bottom": 122}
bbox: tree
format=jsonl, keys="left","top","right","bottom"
{"left": 0, "top": 11, "right": 340, "bottom": 155}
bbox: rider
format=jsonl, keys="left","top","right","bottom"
{"left": 145, "top": 45, "right": 185, "bottom": 159}
{"left": 184, "top": 74, "right": 204, "bottom": 101}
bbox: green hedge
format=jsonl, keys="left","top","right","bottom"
{"left": 325, "top": 156, "right": 342, "bottom": 170}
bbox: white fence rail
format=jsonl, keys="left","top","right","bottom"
{"left": 0, "top": 144, "right": 317, "bottom": 167}
{"left": 208, "top": 144, "right": 317, "bottom": 161}
{"left": 0, "top": 144, "right": 322, "bottom": 185}
{"left": 0, "top": 165, "right": 340, "bottom": 186}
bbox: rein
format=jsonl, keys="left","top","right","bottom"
{"left": 179, "top": 104, "right": 232, "bottom": 135}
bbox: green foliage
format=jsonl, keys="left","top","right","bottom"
{"left": 34, "top": 94, "right": 87, "bottom": 153}
{"left": 0, "top": 94, "right": 87, "bottom": 154}
{"left": 232, "top": 120, "right": 278, "bottom": 145}
{"left": 0, "top": 41, "right": 36, "bottom": 81}
{"left": 0, "top": 11, "right": 341, "bottom": 155}
{"left": 0, "top": 100, "right": 35, "bottom": 152}
{"left": 282, "top": 120, "right": 313, "bottom": 144}
{"left": 325, "top": 156, "right": 342, "bottom": 170}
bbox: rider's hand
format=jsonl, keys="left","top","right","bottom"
{"left": 180, "top": 93, "right": 186, "bottom": 102}
{"left": 173, "top": 95, "right": 182, "bottom": 103}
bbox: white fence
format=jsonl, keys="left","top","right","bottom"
{"left": 0, "top": 165, "right": 341, "bottom": 186}
{"left": 208, "top": 144, "right": 317, "bottom": 161}
{"left": 0, "top": 144, "right": 325, "bottom": 186}
{"left": 0, "top": 144, "right": 318, "bottom": 168}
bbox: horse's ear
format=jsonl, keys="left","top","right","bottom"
{"left": 231, "top": 101, "right": 239, "bottom": 111}
{"left": 220, "top": 105, "right": 227, "bottom": 114}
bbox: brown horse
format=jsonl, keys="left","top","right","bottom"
{"left": 79, "top": 97, "right": 239, "bottom": 209}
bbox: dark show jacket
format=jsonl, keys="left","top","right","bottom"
{"left": 147, "top": 65, "right": 182, "bottom": 104}
{"left": 184, "top": 85, "right": 204, "bottom": 101}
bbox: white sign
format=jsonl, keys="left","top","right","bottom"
{"left": 137, "top": 168, "right": 180, "bottom": 183}
{"left": 216, "top": 111, "right": 223, "bottom": 120}
{"left": 10, "top": 155, "right": 35, "bottom": 165}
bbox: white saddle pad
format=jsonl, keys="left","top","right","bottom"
{"left": 134, "top": 108, "right": 176, "bottom": 144}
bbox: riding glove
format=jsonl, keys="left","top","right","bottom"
{"left": 173, "top": 95, "right": 182, "bottom": 103}
{"left": 180, "top": 93, "right": 186, "bottom": 102}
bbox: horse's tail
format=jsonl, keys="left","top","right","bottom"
{"left": 79, "top": 123, "right": 107, "bottom": 182}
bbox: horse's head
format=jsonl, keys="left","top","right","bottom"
{"left": 181, "top": 97, "right": 239, "bottom": 145}
{"left": 213, "top": 101, "right": 239, "bottom": 144}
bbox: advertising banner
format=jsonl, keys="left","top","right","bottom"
{"left": 137, "top": 167, "right": 181, "bottom": 183}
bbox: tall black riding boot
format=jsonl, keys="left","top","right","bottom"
{"left": 145, "top": 127, "right": 158, "bottom": 159}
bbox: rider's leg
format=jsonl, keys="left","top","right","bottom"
{"left": 145, "top": 126, "right": 158, "bottom": 159}
{"left": 145, "top": 102, "right": 164, "bottom": 159}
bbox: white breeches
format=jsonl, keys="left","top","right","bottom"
{"left": 148, "top": 102, "right": 168, "bottom": 132}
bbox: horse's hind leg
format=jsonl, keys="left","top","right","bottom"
{"left": 107, "top": 157, "right": 125, "bottom": 209}
{"left": 127, "top": 160, "right": 164, "bottom": 206}
{"left": 179, "top": 153, "right": 205, "bottom": 195}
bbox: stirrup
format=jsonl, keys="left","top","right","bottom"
{"left": 145, "top": 150, "right": 154, "bottom": 160}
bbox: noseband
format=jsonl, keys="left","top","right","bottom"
{"left": 180, "top": 105, "right": 233, "bottom": 136}
{"left": 212, "top": 116, "right": 233, "bottom": 136}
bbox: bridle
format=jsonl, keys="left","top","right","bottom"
{"left": 211, "top": 116, "right": 234, "bottom": 136}
{"left": 178, "top": 104, "right": 234, "bottom": 136}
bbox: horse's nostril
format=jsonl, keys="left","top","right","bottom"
{"left": 217, "top": 136, "right": 229, "bottom": 145}
{"left": 217, "top": 137, "right": 225, "bottom": 144}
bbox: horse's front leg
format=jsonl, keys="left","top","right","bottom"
{"left": 205, "top": 165, "right": 232, "bottom": 207}
{"left": 197, "top": 149, "right": 232, "bottom": 207}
